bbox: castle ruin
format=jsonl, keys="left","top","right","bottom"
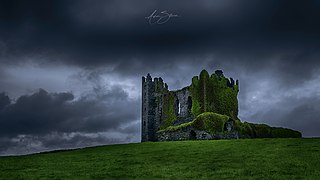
{"left": 141, "top": 69, "right": 301, "bottom": 142}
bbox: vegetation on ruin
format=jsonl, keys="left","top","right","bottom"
{"left": 159, "top": 111, "right": 301, "bottom": 139}
{"left": 156, "top": 69, "right": 300, "bottom": 139}
{"left": 161, "top": 92, "right": 177, "bottom": 129}
{"left": 158, "top": 112, "right": 229, "bottom": 134}
{"left": 192, "top": 112, "right": 229, "bottom": 133}
{"left": 189, "top": 70, "right": 238, "bottom": 119}
{"left": 1, "top": 138, "right": 319, "bottom": 179}
{"left": 234, "top": 121, "right": 255, "bottom": 138}
{"left": 158, "top": 121, "right": 193, "bottom": 133}
{"left": 270, "top": 127, "right": 302, "bottom": 138}
{"left": 234, "top": 121, "right": 302, "bottom": 138}
{"left": 154, "top": 79, "right": 167, "bottom": 94}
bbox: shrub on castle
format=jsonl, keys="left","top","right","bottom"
{"left": 235, "top": 121, "right": 255, "bottom": 138}
{"left": 250, "top": 124, "right": 272, "bottom": 138}
{"left": 270, "top": 127, "right": 302, "bottom": 138}
{"left": 234, "top": 121, "right": 302, "bottom": 138}
{"left": 192, "top": 112, "right": 229, "bottom": 134}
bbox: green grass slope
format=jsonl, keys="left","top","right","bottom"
{"left": 1, "top": 138, "right": 320, "bottom": 179}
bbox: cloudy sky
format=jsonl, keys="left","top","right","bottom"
{"left": 1, "top": 0, "right": 320, "bottom": 155}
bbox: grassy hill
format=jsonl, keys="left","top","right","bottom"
{"left": 0, "top": 138, "right": 320, "bottom": 179}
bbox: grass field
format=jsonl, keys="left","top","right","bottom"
{"left": 0, "top": 138, "right": 319, "bottom": 179}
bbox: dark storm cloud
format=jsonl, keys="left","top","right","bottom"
{"left": 1, "top": 0, "right": 320, "bottom": 68}
{"left": 0, "top": 85, "right": 140, "bottom": 155}
{"left": 1, "top": 0, "right": 320, "bottom": 85}
{"left": 0, "top": 93, "right": 10, "bottom": 110}
{"left": 0, "top": 87, "right": 139, "bottom": 137}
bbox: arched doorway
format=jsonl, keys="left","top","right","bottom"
{"left": 189, "top": 130, "right": 197, "bottom": 140}
{"left": 224, "top": 121, "right": 233, "bottom": 132}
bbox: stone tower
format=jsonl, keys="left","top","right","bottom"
{"left": 141, "top": 73, "right": 155, "bottom": 142}
{"left": 141, "top": 73, "right": 169, "bottom": 142}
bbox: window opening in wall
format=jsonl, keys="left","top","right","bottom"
{"left": 187, "top": 96, "right": 192, "bottom": 111}
{"left": 175, "top": 99, "right": 180, "bottom": 116}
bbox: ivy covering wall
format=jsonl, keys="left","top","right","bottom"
{"left": 189, "top": 69, "right": 239, "bottom": 119}
{"left": 159, "top": 69, "right": 239, "bottom": 130}
{"left": 161, "top": 92, "right": 177, "bottom": 129}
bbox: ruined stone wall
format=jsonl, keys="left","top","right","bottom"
{"left": 156, "top": 127, "right": 239, "bottom": 141}
{"left": 174, "top": 88, "right": 192, "bottom": 118}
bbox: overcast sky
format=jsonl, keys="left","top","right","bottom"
{"left": 1, "top": 0, "right": 320, "bottom": 155}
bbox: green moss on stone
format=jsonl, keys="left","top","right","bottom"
{"left": 189, "top": 69, "right": 239, "bottom": 119}
{"left": 161, "top": 92, "right": 177, "bottom": 129}
{"left": 158, "top": 121, "right": 193, "bottom": 133}
{"left": 192, "top": 112, "right": 229, "bottom": 134}
{"left": 159, "top": 112, "right": 229, "bottom": 134}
